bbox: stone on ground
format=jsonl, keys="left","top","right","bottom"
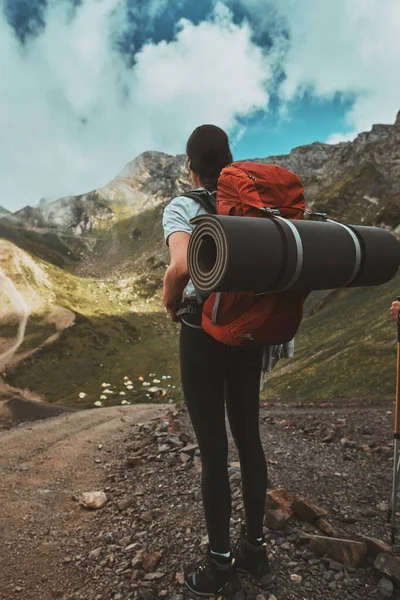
{"left": 308, "top": 535, "right": 367, "bottom": 567}
{"left": 374, "top": 553, "right": 400, "bottom": 585}
{"left": 292, "top": 496, "right": 328, "bottom": 522}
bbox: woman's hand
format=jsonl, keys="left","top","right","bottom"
{"left": 163, "top": 232, "right": 190, "bottom": 322}
{"left": 389, "top": 301, "right": 400, "bottom": 323}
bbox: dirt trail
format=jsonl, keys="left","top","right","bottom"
{"left": 0, "top": 404, "right": 167, "bottom": 600}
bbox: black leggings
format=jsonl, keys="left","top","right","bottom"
{"left": 180, "top": 320, "right": 268, "bottom": 553}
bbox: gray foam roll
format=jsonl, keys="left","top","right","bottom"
{"left": 188, "top": 214, "right": 400, "bottom": 294}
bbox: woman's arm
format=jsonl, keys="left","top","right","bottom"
{"left": 163, "top": 231, "right": 190, "bottom": 322}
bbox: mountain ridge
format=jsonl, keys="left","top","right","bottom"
{"left": 5, "top": 111, "right": 400, "bottom": 237}
{"left": 1, "top": 114, "right": 399, "bottom": 406}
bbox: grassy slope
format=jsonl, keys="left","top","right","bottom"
{"left": 262, "top": 274, "right": 400, "bottom": 401}
{"left": 1, "top": 232, "right": 180, "bottom": 408}
{"left": 2, "top": 171, "right": 399, "bottom": 406}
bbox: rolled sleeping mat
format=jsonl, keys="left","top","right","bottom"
{"left": 188, "top": 214, "right": 400, "bottom": 294}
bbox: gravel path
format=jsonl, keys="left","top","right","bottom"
{"left": 0, "top": 399, "right": 398, "bottom": 600}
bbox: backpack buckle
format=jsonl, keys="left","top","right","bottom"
{"left": 260, "top": 207, "right": 281, "bottom": 216}
{"left": 304, "top": 211, "right": 329, "bottom": 221}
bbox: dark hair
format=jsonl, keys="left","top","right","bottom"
{"left": 186, "top": 124, "right": 233, "bottom": 191}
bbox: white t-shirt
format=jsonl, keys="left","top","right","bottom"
{"left": 162, "top": 189, "right": 207, "bottom": 298}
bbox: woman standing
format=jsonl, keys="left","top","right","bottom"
{"left": 162, "top": 125, "right": 272, "bottom": 599}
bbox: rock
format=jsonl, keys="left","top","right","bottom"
{"left": 79, "top": 491, "right": 107, "bottom": 510}
{"left": 193, "top": 458, "right": 202, "bottom": 474}
{"left": 89, "top": 547, "right": 102, "bottom": 560}
{"left": 265, "top": 508, "right": 290, "bottom": 531}
{"left": 290, "top": 573, "right": 302, "bottom": 584}
{"left": 117, "top": 498, "right": 132, "bottom": 511}
{"left": 180, "top": 452, "right": 191, "bottom": 465}
{"left": 158, "top": 444, "right": 171, "bottom": 453}
{"left": 175, "top": 571, "right": 185, "bottom": 585}
{"left": 329, "top": 560, "right": 344, "bottom": 571}
{"left": 230, "top": 471, "right": 242, "bottom": 483}
{"left": 181, "top": 443, "right": 198, "bottom": 456}
{"left": 317, "top": 518, "right": 336, "bottom": 536}
{"left": 266, "top": 488, "right": 294, "bottom": 512}
{"left": 142, "top": 551, "right": 162, "bottom": 572}
{"left": 132, "top": 550, "right": 145, "bottom": 568}
{"left": 229, "top": 461, "right": 241, "bottom": 469}
{"left": 133, "top": 486, "right": 146, "bottom": 496}
{"left": 359, "top": 537, "right": 392, "bottom": 560}
{"left": 143, "top": 571, "right": 165, "bottom": 581}
{"left": 124, "top": 543, "right": 139, "bottom": 553}
{"left": 141, "top": 511, "right": 153, "bottom": 523}
{"left": 360, "top": 444, "right": 372, "bottom": 453}
{"left": 308, "top": 535, "right": 367, "bottom": 567}
{"left": 340, "top": 515, "right": 358, "bottom": 524}
{"left": 328, "top": 581, "right": 337, "bottom": 591}
{"left": 167, "top": 417, "right": 181, "bottom": 435}
{"left": 377, "top": 577, "right": 394, "bottom": 598}
{"left": 375, "top": 553, "right": 400, "bottom": 585}
{"left": 292, "top": 497, "right": 328, "bottom": 522}
{"left": 138, "top": 590, "right": 158, "bottom": 600}
{"left": 126, "top": 456, "right": 140, "bottom": 467}
{"left": 265, "top": 488, "right": 294, "bottom": 530}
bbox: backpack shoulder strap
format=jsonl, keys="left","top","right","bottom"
{"left": 182, "top": 190, "right": 217, "bottom": 214}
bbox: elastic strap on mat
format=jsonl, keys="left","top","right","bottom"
{"left": 212, "top": 292, "right": 222, "bottom": 326}
{"left": 327, "top": 219, "right": 362, "bottom": 287}
{"left": 274, "top": 216, "right": 304, "bottom": 291}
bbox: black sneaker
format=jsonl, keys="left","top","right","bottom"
{"left": 184, "top": 547, "right": 245, "bottom": 599}
{"left": 233, "top": 526, "right": 274, "bottom": 588}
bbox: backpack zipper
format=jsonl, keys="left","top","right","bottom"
{"left": 231, "top": 164, "right": 257, "bottom": 181}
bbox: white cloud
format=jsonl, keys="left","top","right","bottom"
{"left": 325, "top": 131, "right": 358, "bottom": 145}
{"left": 261, "top": 0, "right": 400, "bottom": 137}
{"left": 0, "top": 1, "right": 271, "bottom": 211}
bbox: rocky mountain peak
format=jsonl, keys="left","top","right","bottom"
{"left": 5, "top": 112, "right": 399, "bottom": 235}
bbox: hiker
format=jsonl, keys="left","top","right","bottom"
{"left": 390, "top": 300, "right": 400, "bottom": 323}
{"left": 162, "top": 125, "right": 272, "bottom": 600}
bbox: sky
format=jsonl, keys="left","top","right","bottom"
{"left": 1, "top": 0, "right": 399, "bottom": 211}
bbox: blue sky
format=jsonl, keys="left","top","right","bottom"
{"left": 1, "top": 0, "right": 399, "bottom": 210}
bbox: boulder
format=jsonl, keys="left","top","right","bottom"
{"left": 358, "top": 537, "right": 392, "bottom": 561}
{"left": 265, "top": 488, "right": 295, "bottom": 530}
{"left": 308, "top": 535, "right": 367, "bottom": 567}
{"left": 293, "top": 497, "right": 328, "bottom": 522}
{"left": 374, "top": 553, "right": 400, "bottom": 585}
{"left": 317, "top": 518, "right": 336, "bottom": 536}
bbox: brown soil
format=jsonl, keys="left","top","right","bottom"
{"left": 0, "top": 404, "right": 167, "bottom": 600}
{"left": 0, "top": 398, "right": 399, "bottom": 600}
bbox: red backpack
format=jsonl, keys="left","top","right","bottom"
{"left": 188, "top": 161, "right": 308, "bottom": 346}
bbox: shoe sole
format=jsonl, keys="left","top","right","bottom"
{"left": 236, "top": 567, "right": 274, "bottom": 589}
{"left": 185, "top": 581, "right": 245, "bottom": 600}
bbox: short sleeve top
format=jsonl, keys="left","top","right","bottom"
{"left": 162, "top": 190, "right": 208, "bottom": 298}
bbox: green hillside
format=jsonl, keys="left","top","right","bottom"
{"left": 262, "top": 275, "right": 400, "bottom": 401}
{"left": 1, "top": 116, "right": 400, "bottom": 407}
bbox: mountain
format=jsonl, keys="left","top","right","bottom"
{"left": 12, "top": 152, "right": 190, "bottom": 234}
{"left": 0, "top": 206, "right": 11, "bottom": 217}
{"left": 1, "top": 114, "right": 399, "bottom": 406}
{"left": 257, "top": 111, "right": 400, "bottom": 233}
